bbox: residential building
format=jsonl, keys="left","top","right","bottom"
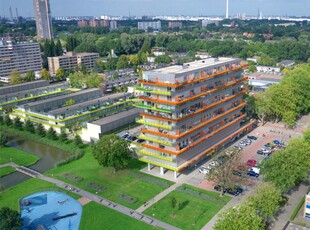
{"left": 77, "top": 20, "right": 89, "bottom": 27}
{"left": 88, "top": 19, "right": 110, "bottom": 27}
{"left": 48, "top": 52, "right": 99, "bottom": 75}
{"left": 138, "top": 21, "right": 161, "bottom": 31}
{"left": 256, "top": 66, "right": 281, "bottom": 73}
{"left": 305, "top": 192, "right": 310, "bottom": 219}
{"left": 33, "top": 0, "right": 53, "bottom": 40}
{"left": 134, "top": 58, "right": 254, "bottom": 178}
{"left": 168, "top": 21, "right": 182, "bottom": 29}
{"left": 277, "top": 60, "right": 295, "bottom": 68}
{"left": 82, "top": 108, "right": 141, "bottom": 141}
{"left": 0, "top": 37, "right": 42, "bottom": 83}
{"left": 12, "top": 89, "right": 134, "bottom": 133}
{"left": 202, "top": 19, "right": 220, "bottom": 27}
{"left": 0, "top": 80, "right": 70, "bottom": 113}
{"left": 248, "top": 73, "right": 282, "bottom": 92}
{"left": 110, "top": 20, "right": 117, "bottom": 30}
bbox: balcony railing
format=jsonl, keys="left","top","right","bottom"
{"left": 139, "top": 157, "right": 178, "bottom": 171}
{"left": 134, "top": 103, "right": 173, "bottom": 114}
{"left": 136, "top": 118, "right": 172, "bottom": 130}
{"left": 138, "top": 134, "right": 173, "bottom": 146}
{"left": 135, "top": 87, "right": 171, "bottom": 96}
{"left": 138, "top": 149, "right": 174, "bottom": 162}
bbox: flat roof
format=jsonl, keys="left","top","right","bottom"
{"left": 0, "top": 80, "right": 49, "bottom": 95}
{"left": 249, "top": 73, "right": 283, "bottom": 80}
{"left": 0, "top": 82, "right": 69, "bottom": 101}
{"left": 20, "top": 88, "right": 102, "bottom": 108}
{"left": 47, "top": 92, "right": 127, "bottom": 115}
{"left": 146, "top": 57, "right": 239, "bottom": 75}
{"left": 91, "top": 108, "right": 141, "bottom": 125}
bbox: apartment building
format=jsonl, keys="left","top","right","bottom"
{"left": 48, "top": 52, "right": 99, "bottom": 75}
{"left": 134, "top": 58, "right": 254, "bottom": 178}
{"left": 0, "top": 38, "right": 42, "bottom": 83}
{"left": 138, "top": 21, "right": 161, "bottom": 31}
{"left": 168, "top": 21, "right": 183, "bottom": 29}
{"left": 33, "top": 0, "right": 53, "bottom": 40}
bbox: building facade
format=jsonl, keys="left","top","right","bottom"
{"left": 110, "top": 21, "right": 117, "bottom": 30}
{"left": 134, "top": 58, "right": 254, "bottom": 178}
{"left": 138, "top": 21, "right": 161, "bottom": 31}
{"left": 0, "top": 38, "right": 42, "bottom": 83}
{"left": 48, "top": 52, "right": 99, "bottom": 75}
{"left": 168, "top": 21, "right": 183, "bottom": 29}
{"left": 33, "top": 0, "right": 53, "bottom": 40}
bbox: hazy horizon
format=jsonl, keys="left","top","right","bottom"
{"left": 1, "top": 0, "right": 309, "bottom": 18}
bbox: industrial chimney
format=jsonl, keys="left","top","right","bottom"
{"left": 226, "top": 0, "right": 229, "bottom": 18}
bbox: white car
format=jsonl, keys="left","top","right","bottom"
{"left": 249, "top": 167, "right": 260, "bottom": 174}
{"left": 198, "top": 166, "right": 213, "bottom": 174}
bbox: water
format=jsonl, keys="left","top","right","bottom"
{"left": 0, "top": 135, "right": 69, "bottom": 189}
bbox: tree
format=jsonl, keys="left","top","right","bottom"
{"left": 92, "top": 134, "right": 132, "bottom": 173}
{"left": 24, "top": 120, "right": 35, "bottom": 133}
{"left": 116, "top": 55, "right": 128, "bottom": 69}
{"left": 206, "top": 153, "right": 245, "bottom": 196}
{"left": 55, "top": 68, "right": 65, "bottom": 81}
{"left": 214, "top": 203, "right": 265, "bottom": 230}
{"left": 13, "top": 117, "right": 23, "bottom": 130}
{"left": 247, "top": 183, "right": 283, "bottom": 220}
{"left": 155, "top": 55, "right": 172, "bottom": 64}
{"left": 46, "top": 127, "right": 57, "bottom": 140}
{"left": 247, "top": 65, "right": 257, "bottom": 73}
{"left": 4, "top": 115, "right": 12, "bottom": 127}
{"left": 0, "top": 207, "right": 22, "bottom": 230}
{"left": 25, "top": 71, "right": 36, "bottom": 82}
{"left": 63, "top": 99, "right": 75, "bottom": 107}
{"left": 260, "top": 138, "right": 310, "bottom": 192}
{"left": 55, "top": 39, "right": 63, "bottom": 56}
{"left": 59, "top": 131, "right": 68, "bottom": 142}
{"left": 10, "top": 70, "right": 23, "bottom": 85}
{"left": 36, "top": 123, "right": 46, "bottom": 137}
{"left": 41, "top": 68, "right": 51, "bottom": 81}
{"left": 0, "top": 129, "right": 8, "bottom": 146}
{"left": 74, "top": 134, "right": 83, "bottom": 147}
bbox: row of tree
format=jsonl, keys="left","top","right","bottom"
{"left": 255, "top": 63, "right": 310, "bottom": 127}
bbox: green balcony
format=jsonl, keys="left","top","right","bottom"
{"left": 138, "top": 149, "right": 173, "bottom": 162}
{"left": 134, "top": 103, "right": 173, "bottom": 114}
{"left": 139, "top": 157, "right": 178, "bottom": 171}
{"left": 135, "top": 119, "right": 172, "bottom": 130}
{"left": 138, "top": 134, "right": 173, "bottom": 146}
{"left": 135, "top": 87, "right": 171, "bottom": 96}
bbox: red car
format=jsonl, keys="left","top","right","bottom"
{"left": 246, "top": 159, "right": 257, "bottom": 167}
{"left": 237, "top": 165, "right": 249, "bottom": 171}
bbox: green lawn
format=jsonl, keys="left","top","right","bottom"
{"left": 0, "top": 166, "right": 15, "bottom": 178}
{"left": 143, "top": 184, "right": 231, "bottom": 230}
{"left": 0, "top": 146, "right": 39, "bottom": 166}
{"left": 47, "top": 148, "right": 174, "bottom": 209}
{"left": 80, "top": 202, "right": 159, "bottom": 230}
{"left": 0, "top": 178, "right": 80, "bottom": 210}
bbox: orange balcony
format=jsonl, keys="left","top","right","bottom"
{"left": 139, "top": 63, "right": 249, "bottom": 88}
{"left": 139, "top": 76, "right": 248, "bottom": 106}
{"left": 142, "top": 114, "right": 247, "bottom": 156}
{"left": 141, "top": 102, "right": 247, "bottom": 140}
{"left": 140, "top": 90, "right": 246, "bottom": 123}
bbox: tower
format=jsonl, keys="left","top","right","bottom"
{"left": 33, "top": 0, "right": 53, "bottom": 40}
{"left": 9, "top": 6, "right": 13, "bottom": 21}
{"left": 226, "top": 0, "right": 229, "bottom": 19}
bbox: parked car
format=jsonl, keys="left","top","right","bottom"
{"left": 244, "top": 139, "right": 252, "bottom": 145}
{"left": 199, "top": 166, "right": 214, "bottom": 174}
{"left": 226, "top": 188, "right": 239, "bottom": 196}
{"left": 247, "top": 135, "right": 258, "bottom": 140}
{"left": 216, "top": 156, "right": 226, "bottom": 165}
{"left": 209, "top": 161, "right": 219, "bottom": 167}
{"left": 246, "top": 159, "right": 257, "bottom": 167}
{"left": 236, "top": 186, "right": 244, "bottom": 194}
{"left": 257, "top": 149, "right": 264, "bottom": 155}
{"left": 237, "top": 165, "right": 249, "bottom": 172}
{"left": 247, "top": 170, "right": 259, "bottom": 177}
{"left": 273, "top": 140, "right": 280, "bottom": 145}
{"left": 249, "top": 167, "right": 260, "bottom": 174}
{"left": 122, "top": 133, "right": 129, "bottom": 139}
{"left": 214, "top": 185, "right": 226, "bottom": 193}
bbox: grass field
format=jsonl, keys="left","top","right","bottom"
{"left": 0, "top": 178, "right": 80, "bottom": 210}
{"left": 0, "top": 179, "right": 156, "bottom": 230}
{"left": 0, "top": 166, "right": 15, "bottom": 178}
{"left": 143, "top": 184, "right": 231, "bottom": 230}
{"left": 0, "top": 146, "right": 39, "bottom": 166}
{"left": 80, "top": 202, "right": 160, "bottom": 230}
{"left": 47, "top": 149, "right": 174, "bottom": 209}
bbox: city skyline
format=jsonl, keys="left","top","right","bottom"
{"left": 1, "top": 0, "right": 310, "bottom": 18}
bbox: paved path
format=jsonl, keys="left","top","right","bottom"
{"left": 1, "top": 163, "right": 180, "bottom": 230}
{"left": 269, "top": 179, "right": 310, "bottom": 230}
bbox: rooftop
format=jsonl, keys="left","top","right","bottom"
{"left": 47, "top": 92, "right": 127, "bottom": 115}
{"left": 0, "top": 80, "right": 49, "bottom": 96}
{"left": 91, "top": 108, "right": 141, "bottom": 125}
{"left": 146, "top": 57, "right": 240, "bottom": 75}
{"left": 249, "top": 73, "right": 283, "bottom": 82}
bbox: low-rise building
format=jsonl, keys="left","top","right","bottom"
{"left": 277, "top": 60, "right": 295, "bottom": 68}
{"left": 202, "top": 19, "right": 220, "bottom": 27}
{"left": 138, "top": 21, "right": 161, "bottom": 31}
{"left": 256, "top": 65, "right": 281, "bottom": 73}
{"left": 48, "top": 52, "right": 99, "bottom": 75}
{"left": 248, "top": 73, "right": 282, "bottom": 92}
{"left": 168, "top": 21, "right": 182, "bottom": 29}
{"left": 110, "top": 21, "right": 117, "bottom": 30}
{"left": 82, "top": 108, "right": 141, "bottom": 141}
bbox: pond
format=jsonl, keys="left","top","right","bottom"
{"left": 0, "top": 135, "right": 69, "bottom": 189}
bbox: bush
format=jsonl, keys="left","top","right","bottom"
{"left": 46, "top": 127, "right": 57, "bottom": 140}
{"left": 290, "top": 196, "right": 305, "bottom": 221}
{"left": 4, "top": 115, "right": 12, "bottom": 126}
{"left": 0, "top": 129, "right": 8, "bottom": 146}
{"left": 24, "top": 120, "right": 35, "bottom": 133}
{"left": 36, "top": 123, "right": 46, "bottom": 137}
{"left": 13, "top": 117, "right": 23, "bottom": 130}
{"left": 74, "top": 134, "right": 83, "bottom": 147}
{"left": 55, "top": 149, "right": 85, "bottom": 167}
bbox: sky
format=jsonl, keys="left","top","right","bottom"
{"left": 0, "top": 0, "right": 309, "bottom": 18}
